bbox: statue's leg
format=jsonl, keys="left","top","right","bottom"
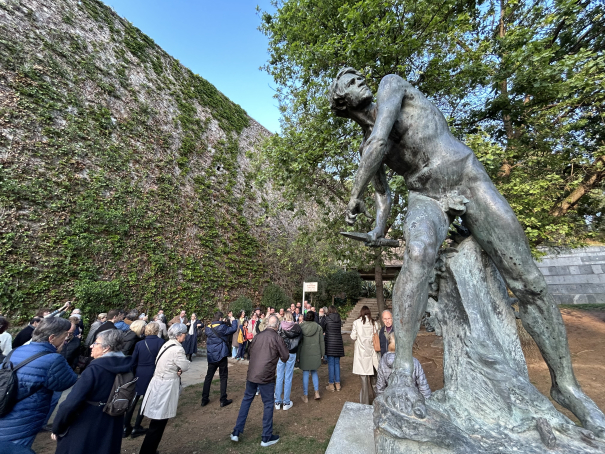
{"left": 386, "top": 192, "right": 450, "bottom": 418}
{"left": 464, "top": 180, "right": 605, "bottom": 437}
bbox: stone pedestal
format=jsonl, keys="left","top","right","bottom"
{"left": 373, "top": 238, "right": 605, "bottom": 453}
{"left": 326, "top": 402, "right": 375, "bottom": 454}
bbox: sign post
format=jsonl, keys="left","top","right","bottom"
{"left": 302, "top": 281, "right": 318, "bottom": 313}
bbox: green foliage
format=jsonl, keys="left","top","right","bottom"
{"left": 73, "top": 279, "right": 127, "bottom": 323}
{"left": 0, "top": 0, "right": 268, "bottom": 323}
{"left": 229, "top": 296, "right": 254, "bottom": 316}
{"left": 261, "top": 283, "right": 291, "bottom": 309}
{"left": 259, "top": 0, "right": 605, "bottom": 252}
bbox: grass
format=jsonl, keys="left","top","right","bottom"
{"left": 194, "top": 433, "right": 330, "bottom": 454}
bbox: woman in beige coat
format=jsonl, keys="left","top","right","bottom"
{"left": 350, "top": 306, "right": 379, "bottom": 405}
{"left": 139, "top": 323, "right": 190, "bottom": 454}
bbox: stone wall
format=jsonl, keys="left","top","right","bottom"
{"left": 536, "top": 246, "right": 605, "bottom": 305}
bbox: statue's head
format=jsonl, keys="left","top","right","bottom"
{"left": 328, "top": 67, "right": 373, "bottom": 117}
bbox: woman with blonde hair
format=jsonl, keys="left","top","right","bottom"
{"left": 122, "top": 320, "right": 146, "bottom": 356}
{"left": 123, "top": 321, "right": 165, "bottom": 438}
{"left": 350, "top": 305, "right": 379, "bottom": 404}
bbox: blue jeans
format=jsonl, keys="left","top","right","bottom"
{"left": 237, "top": 341, "right": 247, "bottom": 359}
{"left": 327, "top": 356, "right": 341, "bottom": 384}
{"left": 232, "top": 346, "right": 238, "bottom": 358}
{"left": 233, "top": 381, "right": 275, "bottom": 442}
{"left": 275, "top": 352, "right": 296, "bottom": 404}
{"left": 302, "top": 370, "right": 319, "bottom": 395}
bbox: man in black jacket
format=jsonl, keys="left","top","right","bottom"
{"left": 93, "top": 309, "right": 119, "bottom": 340}
{"left": 231, "top": 315, "right": 289, "bottom": 447}
{"left": 12, "top": 317, "right": 41, "bottom": 348}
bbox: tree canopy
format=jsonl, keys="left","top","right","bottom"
{"left": 258, "top": 0, "right": 605, "bottom": 253}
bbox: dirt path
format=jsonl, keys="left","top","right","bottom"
{"left": 31, "top": 309, "right": 605, "bottom": 454}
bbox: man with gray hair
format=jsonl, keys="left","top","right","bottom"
{"left": 231, "top": 315, "right": 290, "bottom": 447}
{"left": 0, "top": 317, "right": 78, "bottom": 450}
{"left": 379, "top": 310, "right": 394, "bottom": 357}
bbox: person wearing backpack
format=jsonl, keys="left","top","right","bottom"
{"left": 51, "top": 329, "right": 133, "bottom": 454}
{"left": 0, "top": 317, "right": 77, "bottom": 451}
{"left": 274, "top": 311, "right": 302, "bottom": 411}
{"left": 201, "top": 311, "right": 238, "bottom": 407}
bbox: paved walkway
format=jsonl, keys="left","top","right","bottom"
{"left": 47, "top": 352, "right": 233, "bottom": 424}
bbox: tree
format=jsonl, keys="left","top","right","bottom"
{"left": 261, "top": 283, "right": 291, "bottom": 309}
{"left": 259, "top": 0, "right": 605, "bottom": 262}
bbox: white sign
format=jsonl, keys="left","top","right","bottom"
{"left": 303, "top": 282, "right": 318, "bottom": 292}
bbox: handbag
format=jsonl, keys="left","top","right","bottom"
{"left": 373, "top": 324, "right": 381, "bottom": 352}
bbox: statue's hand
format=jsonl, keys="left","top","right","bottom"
{"left": 365, "top": 229, "right": 384, "bottom": 246}
{"left": 345, "top": 198, "right": 366, "bottom": 226}
{"left": 383, "top": 369, "right": 427, "bottom": 419}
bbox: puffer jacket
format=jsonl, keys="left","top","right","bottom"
{"left": 375, "top": 352, "right": 431, "bottom": 399}
{"left": 298, "top": 321, "right": 325, "bottom": 371}
{"left": 279, "top": 320, "right": 302, "bottom": 353}
{"left": 205, "top": 320, "right": 238, "bottom": 363}
{"left": 323, "top": 313, "right": 345, "bottom": 357}
{"left": 0, "top": 342, "right": 78, "bottom": 443}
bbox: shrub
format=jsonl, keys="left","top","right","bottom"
{"left": 229, "top": 296, "right": 254, "bottom": 317}
{"left": 261, "top": 284, "right": 290, "bottom": 310}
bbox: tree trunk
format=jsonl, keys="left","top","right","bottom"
{"left": 550, "top": 156, "right": 605, "bottom": 217}
{"left": 375, "top": 254, "right": 385, "bottom": 318}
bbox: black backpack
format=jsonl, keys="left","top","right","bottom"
{"left": 0, "top": 350, "right": 52, "bottom": 417}
{"left": 102, "top": 371, "right": 138, "bottom": 417}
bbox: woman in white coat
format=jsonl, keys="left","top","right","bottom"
{"left": 350, "top": 306, "right": 379, "bottom": 405}
{"left": 139, "top": 323, "right": 190, "bottom": 454}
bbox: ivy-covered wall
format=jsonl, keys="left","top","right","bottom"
{"left": 0, "top": 0, "right": 279, "bottom": 322}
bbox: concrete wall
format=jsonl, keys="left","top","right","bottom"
{"left": 536, "top": 246, "right": 605, "bottom": 305}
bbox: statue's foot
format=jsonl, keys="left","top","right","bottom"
{"left": 551, "top": 384, "right": 605, "bottom": 438}
{"left": 383, "top": 369, "right": 427, "bottom": 419}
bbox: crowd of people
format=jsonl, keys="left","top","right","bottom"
{"left": 0, "top": 299, "right": 429, "bottom": 452}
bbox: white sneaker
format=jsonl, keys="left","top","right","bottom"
{"left": 275, "top": 403, "right": 281, "bottom": 410}
{"left": 230, "top": 433, "right": 239, "bottom": 442}
{"left": 256, "top": 390, "right": 260, "bottom": 396}
{"left": 282, "top": 402, "right": 293, "bottom": 411}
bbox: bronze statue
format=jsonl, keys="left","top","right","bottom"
{"left": 329, "top": 67, "right": 605, "bottom": 438}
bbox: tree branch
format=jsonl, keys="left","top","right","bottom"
{"left": 550, "top": 156, "right": 605, "bottom": 217}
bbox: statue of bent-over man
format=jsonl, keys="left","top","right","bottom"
{"left": 329, "top": 67, "right": 605, "bottom": 437}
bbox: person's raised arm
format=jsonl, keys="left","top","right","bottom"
{"left": 347, "top": 75, "right": 405, "bottom": 225}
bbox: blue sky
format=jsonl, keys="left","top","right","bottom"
{"left": 107, "top": 0, "right": 281, "bottom": 132}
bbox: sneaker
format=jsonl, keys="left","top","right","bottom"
{"left": 230, "top": 432, "right": 239, "bottom": 442}
{"left": 282, "top": 401, "right": 293, "bottom": 411}
{"left": 260, "top": 434, "right": 280, "bottom": 447}
{"left": 275, "top": 402, "right": 281, "bottom": 410}
{"left": 256, "top": 390, "right": 260, "bottom": 396}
